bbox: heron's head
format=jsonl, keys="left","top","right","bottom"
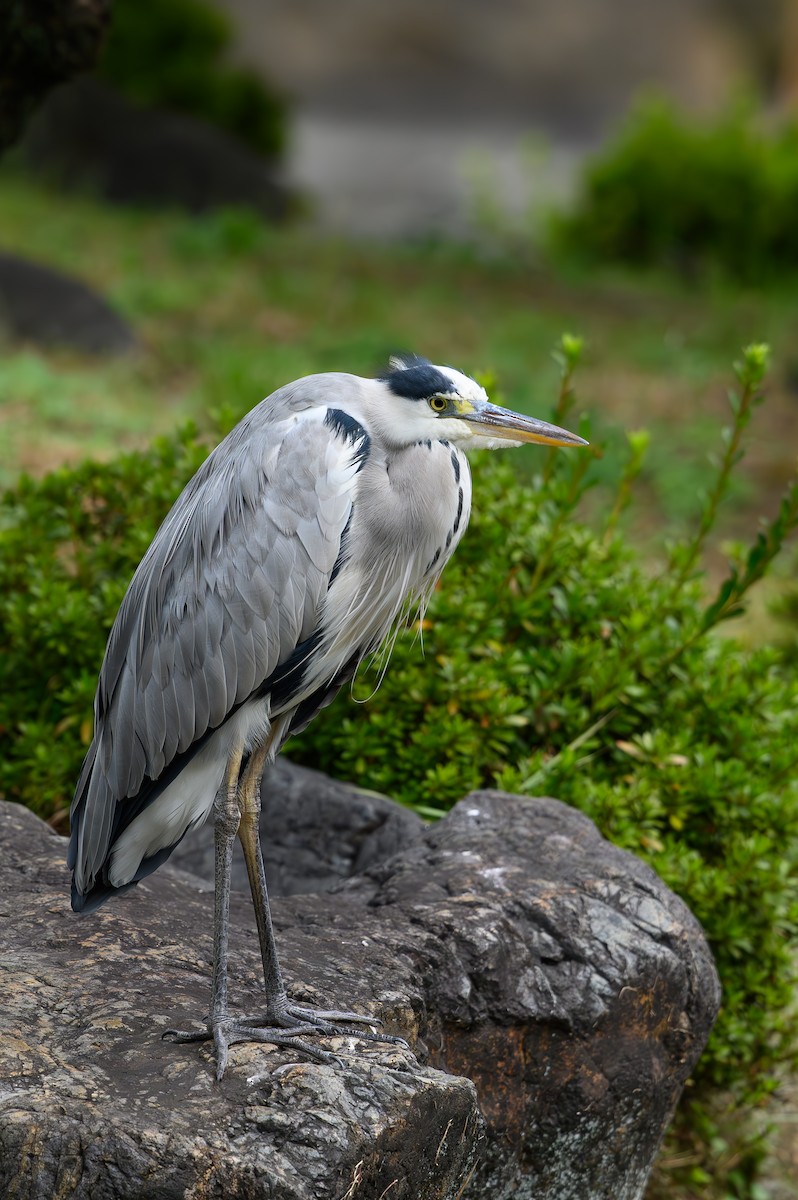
{"left": 378, "top": 355, "right": 587, "bottom": 452}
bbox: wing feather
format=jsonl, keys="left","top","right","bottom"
{"left": 161, "top": 673, "right": 182, "bottom": 764}
{"left": 70, "top": 401, "right": 368, "bottom": 896}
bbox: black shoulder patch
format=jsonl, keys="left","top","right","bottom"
{"left": 382, "top": 362, "right": 453, "bottom": 401}
{"left": 324, "top": 407, "right": 365, "bottom": 443}
{"left": 324, "top": 408, "right": 371, "bottom": 469}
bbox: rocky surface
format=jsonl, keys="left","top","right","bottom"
{"left": 342, "top": 792, "right": 721, "bottom": 1200}
{"left": 0, "top": 781, "right": 720, "bottom": 1199}
{"left": 0, "top": 800, "right": 481, "bottom": 1200}
{"left": 0, "top": 252, "right": 136, "bottom": 355}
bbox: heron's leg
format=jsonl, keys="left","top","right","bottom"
{"left": 208, "top": 742, "right": 246, "bottom": 1071}
{"left": 236, "top": 742, "right": 408, "bottom": 1046}
{"left": 236, "top": 739, "right": 285, "bottom": 1002}
{"left": 166, "top": 732, "right": 408, "bottom": 1076}
{"left": 164, "top": 743, "right": 245, "bottom": 1078}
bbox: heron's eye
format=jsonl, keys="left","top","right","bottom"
{"left": 428, "top": 395, "right": 447, "bottom": 413}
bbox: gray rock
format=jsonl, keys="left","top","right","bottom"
{"left": 23, "top": 78, "right": 290, "bottom": 219}
{"left": 0, "top": 786, "right": 720, "bottom": 1199}
{"left": 345, "top": 793, "right": 722, "bottom": 1200}
{"left": 0, "top": 252, "right": 135, "bottom": 354}
{"left": 0, "top": 800, "right": 482, "bottom": 1200}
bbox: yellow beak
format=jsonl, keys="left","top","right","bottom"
{"left": 464, "top": 400, "right": 588, "bottom": 447}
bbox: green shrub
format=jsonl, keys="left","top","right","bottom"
{"left": 552, "top": 99, "right": 798, "bottom": 284}
{"left": 0, "top": 427, "right": 210, "bottom": 820}
{"left": 1, "top": 342, "right": 797, "bottom": 1197}
{"left": 97, "top": 0, "right": 285, "bottom": 158}
{"left": 295, "top": 347, "right": 798, "bottom": 1200}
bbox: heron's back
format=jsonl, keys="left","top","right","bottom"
{"left": 69, "top": 389, "right": 472, "bottom": 911}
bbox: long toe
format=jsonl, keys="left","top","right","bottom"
{"left": 225, "top": 1022, "right": 343, "bottom": 1066}
{"left": 281, "top": 1007, "right": 409, "bottom": 1048}
{"left": 287, "top": 1005, "right": 383, "bottom": 1026}
{"left": 162, "top": 1026, "right": 213, "bottom": 1044}
{"left": 247, "top": 1001, "right": 410, "bottom": 1049}
{"left": 162, "top": 1017, "right": 341, "bottom": 1075}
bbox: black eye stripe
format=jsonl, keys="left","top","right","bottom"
{"left": 382, "top": 364, "right": 453, "bottom": 400}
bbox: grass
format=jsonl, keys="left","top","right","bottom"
{"left": 1, "top": 167, "right": 798, "bottom": 562}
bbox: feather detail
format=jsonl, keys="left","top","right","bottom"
{"left": 69, "top": 375, "right": 476, "bottom": 905}
{"left": 70, "top": 401, "right": 372, "bottom": 897}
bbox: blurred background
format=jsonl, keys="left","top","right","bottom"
{"left": 224, "top": 0, "right": 796, "bottom": 237}
{"left": 2, "top": 0, "right": 798, "bottom": 551}
{"left": 2, "top": 4, "right": 798, "bottom": 1197}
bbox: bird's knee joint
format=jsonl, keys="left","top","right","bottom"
{"left": 214, "top": 789, "right": 240, "bottom": 835}
{"left": 238, "top": 804, "right": 259, "bottom": 833}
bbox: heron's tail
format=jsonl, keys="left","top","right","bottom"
{"left": 68, "top": 736, "right": 130, "bottom": 912}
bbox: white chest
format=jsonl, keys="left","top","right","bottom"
{"left": 313, "top": 438, "right": 472, "bottom": 681}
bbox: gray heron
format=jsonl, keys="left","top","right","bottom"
{"left": 68, "top": 355, "right": 587, "bottom": 1078}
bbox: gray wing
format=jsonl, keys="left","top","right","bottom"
{"left": 70, "top": 402, "right": 366, "bottom": 891}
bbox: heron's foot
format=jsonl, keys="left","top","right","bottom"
{"left": 163, "top": 999, "right": 408, "bottom": 1080}
{"left": 164, "top": 1014, "right": 345, "bottom": 1079}
{"left": 245, "top": 997, "right": 409, "bottom": 1049}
